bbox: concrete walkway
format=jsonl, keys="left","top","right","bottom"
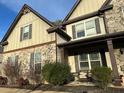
{"left": 0, "top": 88, "right": 71, "bottom": 93}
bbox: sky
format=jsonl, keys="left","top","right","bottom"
{"left": 0, "top": 0, "right": 76, "bottom": 41}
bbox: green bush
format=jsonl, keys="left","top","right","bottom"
{"left": 42, "top": 62, "right": 72, "bottom": 86}
{"left": 91, "top": 67, "right": 112, "bottom": 89}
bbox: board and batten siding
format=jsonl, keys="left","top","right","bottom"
{"left": 3, "top": 12, "right": 55, "bottom": 52}
{"left": 66, "top": 17, "right": 106, "bottom": 41}
{"left": 69, "top": 0, "right": 106, "bottom": 20}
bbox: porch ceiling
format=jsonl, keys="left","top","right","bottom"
{"left": 58, "top": 31, "right": 124, "bottom": 55}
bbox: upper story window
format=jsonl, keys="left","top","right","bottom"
{"left": 20, "top": 24, "right": 32, "bottom": 41}
{"left": 72, "top": 18, "right": 101, "bottom": 39}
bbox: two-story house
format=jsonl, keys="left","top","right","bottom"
{"left": 1, "top": 0, "right": 124, "bottom": 84}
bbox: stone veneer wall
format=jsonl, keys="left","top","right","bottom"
{"left": 114, "top": 49, "right": 124, "bottom": 75}
{"left": 1, "top": 43, "right": 56, "bottom": 78}
{"left": 105, "top": 0, "right": 124, "bottom": 75}
{"left": 105, "top": 0, "right": 124, "bottom": 33}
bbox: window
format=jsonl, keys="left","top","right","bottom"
{"left": 8, "top": 56, "right": 18, "bottom": 66}
{"left": 74, "top": 18, "right": 100, "bottom": 39}
{"left": 20, "top": 24, "right": 32, "bottom": 41}
{"left": 75, "top": 23, "right": 85, "bottom": 38}
{"left": 78, "top": 53, "right": 101, "bottom": 71}
{"left": 30, "top": 52, "right": 41, "bottom": 74}
{"left": 22, "top": 25, "right": 30, "bottom": 40}
{"left": 86, "top": 20, "right": 96, "bottom": 36}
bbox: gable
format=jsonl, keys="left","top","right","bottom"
{"left": 1, "top": 4, "right": 54, "bottom": 43}
{"left": 2, "top": 5, "right": 55, "bottom": 52}
{"left": 67, "top": 0, "right": 106, "bottom": 20}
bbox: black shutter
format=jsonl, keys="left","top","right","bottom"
{"left": 7, "top": 57, "right": 11, "bottom": 64}
{"left": 20, "top": 27, "right": 23, "bottom": 41}
{"left": 100, "top": 51, "right": 107, "bottom": 67}
{"left": 95, "top": 18, "right": 101, "bottom": 34}
{"left": 29, "top": 24, "right": 32, "bottom": 39}
{"left": 72, "top": 25, "right": 76, "bottom": 39}
{"left": 15, "top": 56, "right": 19, "bottom": 67}
{"left": 30, "top": 53, "right": 34, "bottom": 70}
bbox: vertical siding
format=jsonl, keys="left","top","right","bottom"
{"left": 69, "top": 0, "right": 106, "bottom": 20}
{"left": 4, "top": 12, "right": 55, "bottom": 52}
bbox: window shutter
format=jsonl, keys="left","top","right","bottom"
{"left": 29, "top": 24, "right": 32, "bottom": 39}
{"left": 72, "top": 25, "right": 76, "bottom": 39}
{"left": 95, "top": 18, "right": 101, "bottom": 34}
{"left": 15, "top": 56, "right": 19, "bottom": 67}
{"left": 7, "top": 57, "right": 11, "bottom": 64}
{"left": 30, "top": 53, "right": 34, "bottom": 70}
{"left": 20, "top": 27, "right": 23, "bottom": 41}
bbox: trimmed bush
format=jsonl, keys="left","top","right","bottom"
{"left": 17, "top": 77, "right": 29, "bottom": 87}
{"left": 91, "top": 67, "right": 112, "bottom": 89}
{"left": 42, "top": 62, "right": 72, "bottom": 86}
{"left": 0, "top": 76, "right": 8, "bottom": 85}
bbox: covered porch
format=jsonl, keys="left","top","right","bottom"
{"left": 58, "top": 32, "right": 124, "bottom": 80}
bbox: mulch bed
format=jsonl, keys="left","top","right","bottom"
{"left": 0, "top": 84, "right": 124, "bottom": 93}
{"left": 0, "top": 84, "right": 42, "bottom": 90}
{"left": 35, "top": 84, "right": 124, "bottom": 93}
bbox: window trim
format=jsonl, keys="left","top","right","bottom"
{"left": 33, "top": 52, "right": 42, "bottom": 74}
{"left": 121, "top": 6, "right": 124, "bottom": 17}
{"left": 75, "top": 19, "right": 97, "bottom": 39}
{"left": 22, "top": 25, "right": 30, "bottom": 40}
{"left": 78, "top": 53, "right": 102, "bottom": 71}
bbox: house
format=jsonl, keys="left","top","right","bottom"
{"left": 0, "top": 0, "right": 124, "bottom": 84}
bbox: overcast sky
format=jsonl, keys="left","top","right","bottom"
{"left": 0, "top": 0, "right": 76, "bottom": 41}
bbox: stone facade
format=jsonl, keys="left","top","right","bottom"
{"left": 105, "top": 0, "right": 124, "bottom": 33}
{"left": 1, "top": 43, "right": 56, "bottom": 79}
{"left": 114, "top": 49, "right": 124, "bottom": 75}
{"left": 105, "top": 0, "right": 124, "bottom": 75}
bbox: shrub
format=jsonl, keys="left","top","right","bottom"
{"left": 42, "top": 62, "right": 72, "bottom": 86}
{"left": 17, "top": 77, "right": 29, "bottom": 87}
{"left": 91, "top": 67, "right": 112, "bottom": 89}
{"left": 0, "top": 76, "right": 8, "bottom": 85}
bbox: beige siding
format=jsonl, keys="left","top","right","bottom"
{"left": 69, "top": 0, "right": 106, "bottom": 20}
{"left": 66, "top": 16, "right": 106, "bottom": 41}
{"left": 4, "top": 12, "right": 55, "bottom": 52}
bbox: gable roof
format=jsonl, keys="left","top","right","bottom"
{"left": 1, "top": 4, "right": 54, "bottom": 42}
{"left": 63, "top": 0, "right": 81, "bottom": 22}
{"left": 63, "top": 0, "right": 112, "bottom": 22}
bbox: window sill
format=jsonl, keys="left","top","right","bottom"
{"left": 72, "top": 33, "right": 106, "bottom": 41}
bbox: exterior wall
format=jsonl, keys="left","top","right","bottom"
{"left": 69, "top": 0, "right": 106, "bottom": 20}
{"left": 105, "top": 0, "right": 124, "bottom": 33}
{"left": 66, "top": 16, "right": 106, "bottom": 41}
{"left": 105, "top": 0, "right": 124, "bottom": 75}
{"left": 68, "top": 56, "right": 76, "bottom": 73}
{"left": 105, "top": 52, "right": 112, "bottom": 69}
{"left": 114, "top": 49, "right": 124, "bottom": 75}
{"left": 2, "top": 43, "right": 56, "bottom": 78}
{"left": 4, "top": 11, "right": 55, "bottom": 52}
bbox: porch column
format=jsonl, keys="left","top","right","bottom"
{"left": 60, "top": 48, "right": 68, "bottom": 63}
{"left": 107, "top": 39, "right": 119, "bottom": 78}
